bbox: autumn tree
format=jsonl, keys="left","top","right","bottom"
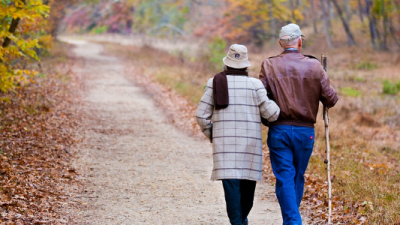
{"left": 0, "top": 0, "right": 50, "bottom": 94}
{"left": 331, "top": 0, "right": 356, "bottom": 46}
{"left": 59, "top": 0, "right": 400, "bottom": 51}
{"left": 212, "top": 0, "right": 300, "bottom": 47}
{"left": 362, "top": 0, "right": 400, "bottom": 51}
{"left": 321, "top": 0, "right": 333, "bottom": 48}
{"left": 132, "top": 0, "right": 190, "bottom": 37}
{"left": 47, "top": 0, "right": 77, "bottom": 37}
{"left": 62, "top": 1, "right": 135, "bottom": 35}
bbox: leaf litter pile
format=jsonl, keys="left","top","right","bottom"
{"left": 0, "top": 44, "right": 80, "bottom": 224}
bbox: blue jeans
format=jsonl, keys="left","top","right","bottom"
{"left": 267, "top": 125, "right": 315, "bottom": 225}
{"left": 222, "top": 179, "right": 255, "bottom": 225}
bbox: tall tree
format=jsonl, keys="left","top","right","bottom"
{"left": 47, "top": 0, "right": 76, "bottom": 37}
{"left": 388, "top": 0, "right": 400, "bottom": 49}
{"left": 0, "top": 0, "right": 50, "bottom": 93}
{"left": 365, "top": 0, "right": 380, "bottom": 50}
{"left": 321, "top": 0, "right": 333, "bottom": 48}
{"left": 215, "top": 0, "right": 294, "bottom": 46}
{"left": 309, "top": 0, "right": 318, "bottom": 34}
{"left": 344, "top": 0, "right": 352, "bottom": 22}
{"left": 289, "top": 0, "right": 295, "bottom": 20}
{"left": 329, "top": 0, "right": 335, "bottom": 19}
{"left": 266, "top": 0, "right": 277, "bottom": 39}
{"left": 331, "top": 0, "right": 356, "bottom": 46}
{"left": 388, "top": 18, "right": 400, "bottom": 49}
{"left": 357, "top": 0, "right": 364, "bottom": 22}
{"left": 380, "top": 0, "right": 389, "bottom": 50}
{"left": 2, "top": 0, "right": 26, "bottom": 48}
{"left": 288, "top": 0, "right": 304, "bottom": 22}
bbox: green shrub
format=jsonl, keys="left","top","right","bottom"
{"left": 382, "top": 80, "right": 400, "bottom": 95}
{"left": 353, "top": 76, "right": 365, "bottom": 82}
{"left": 91, "top": 26, "right": 108, "bottom": 34}
{"left": 208, "top": 37, "right": 227, "bottom": 70}
{"left": 341, "top": 87, "right": 361, "bottom": 97}
{"left": 356, "top": 62, "right": 378, "bottom": 70}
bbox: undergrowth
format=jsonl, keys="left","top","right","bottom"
{"left": 341, "top": 87, "right": 361, "bottom": 97}
{"left": 355, "top": 62, "right": 379, "bottom": 70}
{"left": 382, "top": 79, "right": 400, "bottom": 95}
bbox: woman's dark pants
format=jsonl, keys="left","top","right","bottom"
{"left": 222, "top": 179, "right": 256, "bottom": 225}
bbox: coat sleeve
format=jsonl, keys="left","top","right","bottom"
{"left": 254, "top": 80, "right": 280, "bottom": 122}
{"left": 258, "top": 61, "right": 268, "bottom": 88}
{"left": 258, "top": 60, "right": 274, "bottom": 100}
{"left": 195, "top": 78, "right": 214, "bottom": 141}
{"left": 319, "top": 69, "right": 339, "bottom": 108}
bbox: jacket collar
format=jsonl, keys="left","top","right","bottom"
{"left": 282, "top": 49, "right": 301, "bottom": 54}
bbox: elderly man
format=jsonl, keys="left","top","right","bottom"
{"left": 196, "top": 44, "right": 280, "bottom": 225}
{"left": 259, "top": 24, "right": 338, "bottom": 224}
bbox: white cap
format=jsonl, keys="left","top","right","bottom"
{"left": 279, "top": 23, "right": 305, "bottom": 40}
{"left": 223, "top": 44, "right": 251, "bottom": 69}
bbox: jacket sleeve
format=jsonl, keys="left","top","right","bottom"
{"left": 254, "top": 80, "right": 280, "bottom": 122}
{"left": 258, "top": 61, "right": 268, "bottom": 89}
{"left": 195, "top": 78, "right": 214, "bottom": 141}
{"left": 320, "top": 69, "right": 339, "bottom": 108}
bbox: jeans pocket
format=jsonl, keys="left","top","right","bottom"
{"left": 302, "top": 131, "right": 315, "bottom": 150}
{"left": 267, "top": 131, "right": 286, "bottom": 149}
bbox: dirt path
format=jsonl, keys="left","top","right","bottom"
{"left": 64, "top": 39, "right": 284, "bottom": 224}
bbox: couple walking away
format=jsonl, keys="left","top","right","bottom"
{"left": 196, "top": 23, "right": 338, "bottom": 225}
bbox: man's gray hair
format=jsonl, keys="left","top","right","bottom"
{"left": 279, "top": 36, "right": 301, "bottom": 48}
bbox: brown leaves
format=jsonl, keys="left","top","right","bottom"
{"left": 0, "top": 44, "right": 79, "bottom": 224}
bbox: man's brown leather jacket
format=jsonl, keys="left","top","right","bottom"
{"left": 259, "top": 50, "right": 338, "bottom": 128}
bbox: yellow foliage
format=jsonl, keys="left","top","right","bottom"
{"left": 0, "top": 0, "right": 50, "bottom": 94}
{"left": 39, "top": 34, "right": 54, "bottom": 50}
{"left": 221, "top": 0, "right": 301, "bottom": 44}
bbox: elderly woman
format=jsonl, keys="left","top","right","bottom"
{"left": 196, "top": 44, "right": 280, "bottom": 225}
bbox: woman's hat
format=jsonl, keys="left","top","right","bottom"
{"left": 223, "top": 44, "right": 251, "bottom": 69}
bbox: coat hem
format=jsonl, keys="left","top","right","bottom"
{"left": 210, "top": 176, "right": 261, "bottom": 182}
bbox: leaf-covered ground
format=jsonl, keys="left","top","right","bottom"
{"left": 0, "top": 43, "right": 80, "bottom": 224}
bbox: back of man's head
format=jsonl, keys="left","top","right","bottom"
{"left": 279, "top": 23, "right": 304, "bottom": 49}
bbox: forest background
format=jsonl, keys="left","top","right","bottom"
{"left": 1, "top": 0, "right": 400, "bottom": 224}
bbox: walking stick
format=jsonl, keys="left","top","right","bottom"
{"left": 321, "top": 54, "right": 332, "bottom": 224}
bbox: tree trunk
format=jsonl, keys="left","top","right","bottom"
{"left": 310, "top": 0, "right": 318, "bottom": 33}
{"left": 344, "top": 0, "right": 352, "bottom": 22}
{"left": 267, "top": 0, "right": 276, "bottom": 39}
{"left": 2, "top": 18, "right": 21, "bottom": 48}
{"left": 296, "top": 0, "right": 302, "bottom": 7}
{"left": 321, "top": 0, "right": 333, "bottom": 48}
{"left": 331, "top": 0, "right": 356, "bottom": 46}
{"left": 289, "top": 0, "right": 296, "bottom": 21}
{"left": 2, "top": 0, "right": 26, "bottom": 48}
{"left": 365, "top": 0, "right": 380, "bottom": 50}
{"left": 329, "top": 0, "right": 335, "bottom": 20}
{"left": 380, "top": 0, "right": 389, "bottom": 51}
{"left": 357, "top": 0, "right": 364, "bottom": 22}
{"left": 389, "top": 18, "right": 400, "bottom": 50}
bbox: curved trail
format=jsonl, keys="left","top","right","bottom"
{"left": 65, "top": 39, "right": 284, "bottom": 224}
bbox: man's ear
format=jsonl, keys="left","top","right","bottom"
{"left": 279, "top": 40, "right": 283, "bottom": 48}
{"left": 298, "top": 38, "right": 302, "bottom": 48}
